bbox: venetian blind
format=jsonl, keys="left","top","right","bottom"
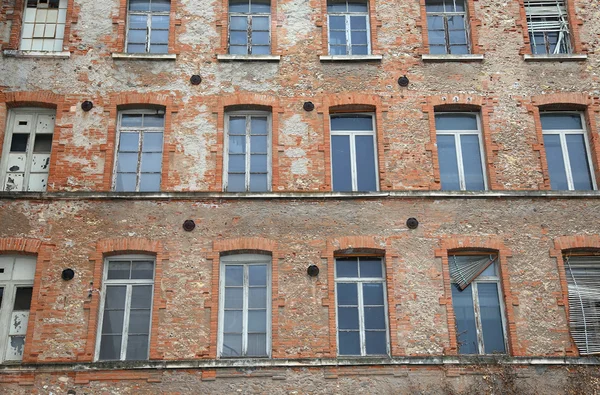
{"left": 449, "top": 254, "right": 497, "bottom": 290}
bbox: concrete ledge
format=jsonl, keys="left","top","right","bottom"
{"left": 523, "top": 54, "right": 588, "bottom": 62}
{"left": 217, "top": 54, "right": 281, "bottom": 61}
{"left": 2, "top": 50, "right": 70, "bottom": 59}
{"left": 1, "top": 190, "right": 600, "bottom": 201}
{"left": 111, "top": 53, "right": 177, "bottom": 60}
{"left": 1, "top": 356, "right": 599, "bottom": 373}
{"left": 422, "top": 54, "right": 484, "bottom": 62}
{"left": 319, "top": 55, "right": 383, "bottom": 62}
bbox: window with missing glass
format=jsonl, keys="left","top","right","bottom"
{"left": 20, "top": 0, "right": 68, "bottom": 52}
{"left": 327, "top": 0, "right": 370, "bottom": 55}
{"left": 224, "top": 111, "right": 271, "bottom": 192}
{"left": 218, "top": 254, "right": 271, "bottom": 358}
{"left": 126, "top": 0, "right": 170, "bottom": 54}
{"left": 435, "top": 112, "right": 486, "bottom": 191}
{"left": 541, "top": 112, "right": 595, "bottom": 191}
{"left": 335, "top": 257, "right": 388, "bottom": 356}
{"left": 114, "top": 109, "right": 164, "bottom": 192}
{"left": 228, "top": 0, "right": 271, "bottom": 55}
{"left": 0, "top": 255, "right": 36, "bottom": 363}
{"left": 425, "top": 0, "right": 470, "bottom": 55}
{"left": 525, "top": 0, "right": 571, "bottom": 55}
{"left": 330, "top": 114, "right": 378, "bottom": 192}
{"left": 449, "top": 253, "right": 507, "bottom": 355}
{"left": 96, "top": 256, "right": 155, "bottom": 361}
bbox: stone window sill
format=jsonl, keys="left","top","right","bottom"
{"left": 216, "top": 54, "right": 281, "bottom": 62}
{"left": 111, "top": 53, "right": 177, "bottom": 60}
{"left": 523, "top": 54, "right": 587, "bottom": 62}
{"left": 3, "top": 50, "right": 70, "bottom": 59}
{"left": 421, "top": 54, "right": 484, "bottom": 62}
{"left": 319, "top": 55, "right": 383, "bottom": 62}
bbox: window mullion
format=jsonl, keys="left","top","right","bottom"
{"left": 242, "top": 265, "right": 249, "bottom": 356}
{"left": 559, "top": 132, "right": 575, "bottom": 190}
{"left": 248, "top": 15, "right": 252, "bottom": 54}
{"left": 23, "top": 116, "right": 36, "bottom": 191}
{"left": 455, "top": 133, "right": 466, "bottom": 190}
{"left": 0, "top": 283, "right": 14, "bottom": 362}
{"left": 349, "top": 133, "right": 358, "bottom": 191}
{"left": 444, "top": 15, "right": 450, "bottom": 53}
{"left": 357, "top": 279, "right": 366, "bottom": 356}
{"left": 345, "top": 15, "right": 351, "bottom": 55}
{"left": 245, "top": 116, "right": 252, "bottom": 191}
{"left": 121, "top": 284, "right": 133, "bottom": 360}
{"left": 136, "top": 128, "right": 144, "bottom": 192}
{"left": 471, "top": 282, "right": 485, "bottom": 354}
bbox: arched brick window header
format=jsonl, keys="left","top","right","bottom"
{"left": 433, "top": 103, "right": 481, "bottom": 112}
{"left": 334, "top": 247, "right": 385, "bottom": 257}
{"left": 330, "top": 104, "right": 376, "bottom": 113}
{"left": 0, "top": 238, "right": 42, "bottom": 254}
{"left": 224, "top": 104, "right": 272, "bottom": 113}
{"left": 220, "top": 249, "right": 273, "bottom": 257}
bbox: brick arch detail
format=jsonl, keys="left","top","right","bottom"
{"left": 321, "top": 236, "right": 400, "bottom": 356}
{"left": 423, "top": 94, "right": 500, "bottom": 190}
{"left": 80, "top": 238, "right": 168, "bottom": 362}
{"left": 0, "top": 238, "right": 42, "bottom": 254}
{"left": 207, "top": 237, "right": 283, "bottom": 358}
{"left": 435, "top": 236, "right": 520, "bottom": 356}
{"left": 550, "top": 235, "right": 600, "bottom": 356}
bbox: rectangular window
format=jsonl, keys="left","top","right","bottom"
{"left": 327, "top": 0, "right": 370, "bottom": 55}
{"left": 20, "top": 0, "right": 68, "bottom": 52}
{"left": 525, "top": 0, "right": 571, "bottom": 55}
{"left": 1, "top": 108, "right": 55, "bottom": 192}
{"left": 425, "top": 0, "right": 470, "bottom": 54}
{"left": 114, "top": 110, "right": 164, "bottom": 192}
{"left": 96, "top": 257, "right": 155, "bottom": 361}
{"left": 563, "top": 255, "right": 600, "bottom": 355}
{"left": 330, "top": 114, "right": 378, "bottom": 192}
{"left": 449, "top": 254, "right": 507, "bottom": 354}
{"left": 435, "top": 112, "right": 486, "bottom": 190}
{"left": 541, "top": 112, "right": 595, "bottom": 190}
{"left": 0, "top": 255, "right": 37, "bottom": 363}
{"left": 229, "top": 0, "right": 271, "bottom": 55}
{"left": 218, "top": 254, "right": 271, "bottom": 358}
{"left": 126, "top": 0, "right": 171, "bottom": 53}
{"left": 335, "top": 257, "right": 388, "bottom": 356}
{"left": 224, "top": 112, "right": 271, "bottom": 192}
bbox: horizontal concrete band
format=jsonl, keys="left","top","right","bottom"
{"left": 2, "top": 356, "right": 600, "bottom": 373}
{"left": 1, "top": 191, "right": 600, "bottom": 200}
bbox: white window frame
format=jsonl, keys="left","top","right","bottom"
{"left": 223, "top": 111, "right": 272, "bottom": 192}
{"left": 19, "top": 0, "right": 68, "bottom": 52}
{"left": 326, "top": 0, "right": 371, "bottom": 55}
{"left": 435, "top": 112, "right": 488, "bottom": 191}
{"left": 0, "top": 255, "right": 36, "bottom": 364}
{"left": 112, "top": 108, "right": 165, "bottom": 192}
{"left": 217, "top": 254, "right": 272, "bottom": 358}
{"left": 450, "top": 254, "right": 509, "bottom": 355}
{"left": 541, "top": 111, "right": 597, "bottom": 191}
{"left": 94, "top": 255, "right": 155, "bottom": 361}
{"left": 228, "top": 0, "right": 271, "bottom": 55}
{"left": 525, "top": 0, "right": 572, "bottom": 55}
{"left": 329, "top": 113, "right": 379, "bottom": 192}
{"left": 125, "top": 0, "right": 171, "bottom": 54}
{"left": 425, "top": 0, "right": 471, "bottom": 54}
{"left": 0, "top": 107, "right": 55, "bottom": 192}
{"left": 334, "top": 257, "right": 390, "bottom": 357}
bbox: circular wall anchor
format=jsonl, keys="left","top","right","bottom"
{"left": 190, "top": 75, "right": 202, "bottom": 85}
{"left": 398, "top": 75, "right": 410, "bottom": 87}
{"left": 61, "top": 268, "right": 75, "bottom": 281}
{"left": 307, "top": 265, "right": 320, "bottom": 277}
{"left": 183, "top": 219, "right": 196, "bottom": 232}
{"left": 81, "top": 101, "right": 94, "bottom": 112}
{"left": 303, "top": 101, "right": 315, "bottom": 112}
{"left": 406, "top": 217, "right": 419, "bottom": 229}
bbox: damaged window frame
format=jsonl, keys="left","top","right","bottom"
{"left": 20, "top": 0, "right": 68, "bottom": 52}
{"left": 94, "top": 255, "right": 155, "bottom": 362}
{"left": 125, "top": 0, "right": 171, "bottom": 54}
{"left": 113, "top": 108, "right": 165, "bottom": 192}
{"left": 0, "top": 255, "right": 37, "bottom": 364}
{"left": 0, "top": 108, "right": 55, "bottom": 192}
{"left": 326, "top": 0, "right": 371, "bottom": 56}
{"left": 425, "top": 0, "right": 471, "bottom": 55}
{"left": 228, "top": 0, "right": 272, "bottom": 55}
{"left": 525, "top": 0, "right": 572, "bottom": 55}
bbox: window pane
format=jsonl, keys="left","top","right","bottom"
{"left": 139, "top": 173, "right": 161, "bottom": 192}
{"left": 150, "top": 0, "right": 170, "bottom": 12}
{"left": 131, "top": 261, "right": 154, "bottom": 280}
{"left": 427, "top": 16, "right": 443, "bottom": 31}
{"left": 128, "top": 29, "right": 147, "bottom": 44}
{"left": 248, "top": 288, "right": 267, "bottom": 308}
{"left": 250, "top": 135, "right": 267, "bottom": 153}
{"left": 117, "top": 152, "right": 138, "bottom": 173}
{"left": 230, "top": 16, "right": 247, "bottom": 30}
{"left": 230, "top": 44, "right": 248, "bottom": 54}
{"left": 437, "top": 134, "right": 461, "bottom": 190}
{"left": 327, "top": 0, "right": 347, "bottom": 13}
{"left": 427, "top": 29, "right": 446, "bottom": 46}
{"left": 119, "top": 133, "right": 139, "bottom": 151}
{"left": 365, "top": 331, "right": 387, "bottom": 355}
{"left": 452, "top": 285, "right": 478, "bottom": 354}
{"left": 250, "top": 154, "right": 268, "bottom": 173}
{"left": 330, "top": 45, "right": 347, "bottom": 55}
{"left": 222, "top": 334, "right": 242, "bottom": 357}
{"left": 229, "top": 154, "right": 246, "bottom": 173}
{"left": 351, "top": 45, "right": 368, "bottom": 55}
{"left": 429, "top": 44, "right": 448, "bottom": 54}
{"left": 249, "top": 174, "right": 268, "bottom": 191}
{"left": 543, "top": 134, "right": 569, "bottom": 190}
{"left": 33, "top": 134, "right": 52, "bottom": 152}
{"left": 224, "top": 310, "right": 243, "bottom": 332}
{"left": 131, "top": 285, "right": 153, "bottom": 308}
{"left": 329, "top": 31, "right": 346, "bottom": 46}
{"left": 107, "top": 262, "right": 130, "bottom": 280}
{"left": 251, "top": 31, "right": 269, "bottom": 45}
{"left": 105, "top": 286, "right": 127, "bottom": 309}
{"left": 355, "top": 135, "right": 377, "bottom": 191}
{"left": 247, "top": 333, "right": 267, "bottom": 356}
{"left": 449, "top": 45, "right": 469, "bottom": 55}
{"left": 99, "top": 335, "right": 122, "bottom": 360}
{"left": 249, "top": 264, "right": 267, "bottom": 286}
{"left": 460, "top": 134, "right": 485, "bottom": 190}
{"left": 449, "top": 29, "right": 467, "bottom": 45}
{"left": 129, "top": 0, "right": 150, "bottom": 11}
{"left": 364, "top": 306, "right": 385, "bottom": 329}
{"left": 348, "top": 0, "right": 367, "bottom": 12}
{"left": 116, "top": 173, "right": 137, "bottom": 192}
{"left": 13, "top": 287, "right": 32, "bottom": 310}
{"left": 541, "top": 113, "right": 583, "bottom": 130}
{"left": 127, "top": 44, "right": 146, "bottom": 53}
{"left": 125, "top": 335, "right": 149, "bottom": 360}
{"left": 229, "top": 0, "right": 250, "bottom": 13}
{"left": 453, "top": 0, "right": 465, "bottom": 12}
{"left": 229, "top": 117, "right": 246, "bottom": 134}
{"left": 359, "top": 258, "right": 382, "bottom": 278}
{"left": 149, "top": 44, "right": 168, "bottom": 53}
{"left": 230, "top": 31, "right": 248, "bottom": 45}
{"left": 350, "top": 15, "right": 366, "bottom": 30}
{"left": 332, "top": 135, "right": 352, "bottom": 192}
{"left": 331, "top": 115, "right": 372, "bottom": 131}
{"left": 362, "top": 283, "right": 384, "bottom": 305}
{"left": 250, "top": 117, "right": 268, "bottom": 135}
{"left": 329, "top": 15, "right": 345, "bottom": 30}
{"left": 337, "top": 283, "right": 358, "bottom": 305}
{"left": 338, "top": 331, "right": 360, "bottom": 355}
{"left": 336, "top": 257, "right": 358, "bottom": 278}
{"left": 447, "top": 15, "right": 465, "bottom": 29}
{"left": 425, "top": 0, "right": 444, "bottom": 12}
{"left": 151, "top": 15, "right": 169, "bottom": 29}
{"left": 350, "top": 30, "right": 367, "bottom": 46}
{"left": 338, "top": 306, "right": 359, "bottom": 329}
{"left": 102, "top": 310, "right": 125, "bottom": 333}
{"left": 248, "top": 310, "right": 267, "bottom": 332}
{"left": 250, "top": 0, "right": 270, "bottom": 13}
{"left": 150, "top": 30, "right": 169, "bottom": 45}
{"left": 128, "top": 15, "right": 147, "bottom": 29}
{"left": 251, "top": 45, "right": 270, "bottom": 55}
{"left": 435, "top": 114, "right": 478, "bottom": 130}
{"left": 142, "top": 132, "right": 162, "bottom": 152}
{"left": 229, "top": 136, "right": 246, "bottom": 154}
{"left": 141, "top": 152, "right": 162, "bottom": 173}
{"left": 225, "top": 288, "right": 243, "bottom": 309}
{"left": 128, "top": 309, "right": 151, "bottom": 334}
{"left": 566, "top": 134, "right": 594, "bottom": 190}
{"left": 478, "top": 283, "right": 506, "bottom": 354}
{"left": 227, "top": 174, "right": 246, "bottom": 192}
{"left": 10, "top": 134, "right": 29, "bottom": 152}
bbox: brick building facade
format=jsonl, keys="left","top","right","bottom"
{"left": 0, "top": 0, "right": 600, "bottom": 393}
